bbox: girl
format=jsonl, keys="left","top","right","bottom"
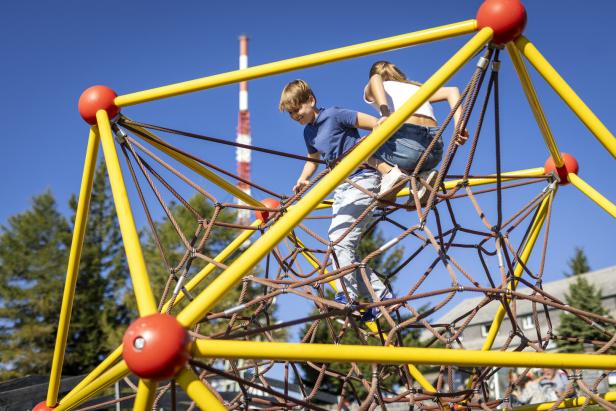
{"left": 364, "top": 60, "right": 468, "bottom": 199}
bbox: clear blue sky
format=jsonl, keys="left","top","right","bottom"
{"left": 1, "top": 0, "right": 615, "bottom": 295}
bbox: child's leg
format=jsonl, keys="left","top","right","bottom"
{"left": 366, "top": 157, "right": 393, "bottom": 175}
{"left": 328, "top": 170, "right": 390, "bottom": 302}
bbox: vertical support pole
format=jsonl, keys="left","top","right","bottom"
{"left": 97, "top": 110, "right": 157, "bottom": 316}
{"left": 133, "top": 380, "right": 157, "bottom": 411}
{"left": 47, "top": 128, "right": 100, "bottom": 406}
{"left": 482, "top": 191, "right": 554, "bottom": 351}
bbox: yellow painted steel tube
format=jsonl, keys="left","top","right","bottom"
{"left": 133, "top": 380, "right": 157, "bottom": 411}
{"left": 568, "top": 172, "right": 616, "bottom": 218}
{"left": 515, "top": 36, "right": 616, "bottom": 159}
{"left": 55, "top": 361, "right": 129, "bottom": 411}
{"left": 291, "top": 238, "right": 437, "bottom": 392}
{"left": 176, "top": 368, "right": 227, "bottom": 411}
{"left": 193, "top": 339, "right": 616, "bottom": 370}
{"left": 176, "top": 28, "right": 493, "bottom": 329}
{"left": 115, "top": 20, "right": 477, "bottom": 107}
{"left": 509, "top": 391, "right": 616, "bottom": 411}
{"left": 481, "top": 193, "right": 552, "bottom": 351}
{"left": 97, "top": 110, "right": 157, "bottom": 316}
{"left": 129, "top": 124, "right": 264, "bottom": 208}
{"left": 506, "top": 44, "right": 563, "bottom": 167}
{"left": 312, "top": 167, "right": 546, "bottom": 211}
{"left": 61, "top": 346, "right": 123, "bottom": 405}
{"left": 47, "top": 129, "right": 100, "bottom": 407}
{"left": 161, "top": 219, "right": 261, "bottom": 311}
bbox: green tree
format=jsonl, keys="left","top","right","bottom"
{"left": 297, "top": 227, "right": 408, "bottom": 400}
{"left": 0, "top": 192, "right": 70, "bottom": 379}
{"left": 557, "top": 248, "right": 611, "bottom": 353}
{"left": 63, "top": 163, "right": 131, "bottom": 373}
{"left": 564, "top": 246, "right": 590, "bottom": 277}
{"left": 142, "top": 194, "right": 269, "bottom": 335}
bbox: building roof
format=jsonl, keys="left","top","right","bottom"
{"left": 428, "top": 265, "right": 616, "bottom": 329}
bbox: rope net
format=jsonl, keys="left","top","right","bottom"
{"left": 82, "top": 48, "right": 614, "bottom": 410}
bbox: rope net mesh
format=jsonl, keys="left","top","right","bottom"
{"left": 75, "top": 49, "right": 615, "bottom": 410}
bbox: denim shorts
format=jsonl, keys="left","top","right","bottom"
{"left": 373, "top": 123, "right": 443, "bottom": 172}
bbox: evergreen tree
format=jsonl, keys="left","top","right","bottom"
{"left": 0, "top": 192, "right": 70, "bottom": 379}
{"left": 564, "top": 246, "right": 590, "bottom": 277}
{"left": 297, "top": 227, "right": 408, "bottom": 400}
{"left": 557, "top": 248, "right": 611, "bottom": 352}
{"left": 142, "top": 194, "right": 268, "bottom": 335}
{"left": 63, "top": 162, "right": 131, "bottom": 374}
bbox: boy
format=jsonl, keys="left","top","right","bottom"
{"left": 279, "top": 79, "right": 393, "bottom": 320}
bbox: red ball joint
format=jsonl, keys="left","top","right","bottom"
{"left": 32, "top": 401, "right": 55, "bottom": 411}
{"left": 256, "top": 198, "right": 281, "bottom": 223}
{"left": 476, "top": 0, "right": 527, "bottom": 45}
{"left": 544, "top": 152, "right": 579, "bottom": 185}
{"left": 122, "top": 313, "right": 190, "bottom": 381}
{"left": 78, "top": 85, "right": 120, "bottom": 125}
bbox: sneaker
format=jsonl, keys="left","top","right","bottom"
{"left": 334, "top": 292, "right": 354, "bottom": 305}
{"left": 379, "top": 165, "right": 407, "bottom": 200}
{"left": 414, "top": 169, "right": 438, "bottom": 205}
{"left": 360, "top": 293, "right": 396, "bottom": 323}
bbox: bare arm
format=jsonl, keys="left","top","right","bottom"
{"left": 355, "top": 112, "right": 379, "bottom": 130}
{"left": 365, "top": 74, "right": 391, "bottom": 127}
{"left": 293, "top": 152, "right": 321, "bottom": 193}
{"left": 430, "top": 86, "right": 469, "bottom": 144}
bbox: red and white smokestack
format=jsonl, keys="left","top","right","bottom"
{"left": 236, "top": 35, "right": 252, "bottom": 226}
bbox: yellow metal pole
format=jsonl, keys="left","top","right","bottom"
{"left": 506, "top": 391, "right": 616, "bottom": 411}
{"left": 506, "top": 44, "right": 563, "bottom": 167}
{"left": 161, "top": 219, "right": 261, "bottom": 311}
{"left": 115, "top": 20, "right": 477, "bottom": 107}
{"left": 515, "top": 36, "right": 616, "bottom": 159}
{"left": 291, "top": 237, "right": 437, "bottom": 392}
{"left": 60, "top": 346, "right": 123, "bottom": 405}
{"left": 129, "top": 123, "right": 264, "bottom": 208}
{"left": 176, "top": 28, "right": 493, "bottom": 329}
{"left": 481, "top": 192, "right": 553, "bottom": 351}
{"left": 47, "top": 128, "right": 100, "bottom": 407}
{"left": 509, "top": 391, "right": 616, "bottom": 411}
{"left": 55, "top": 361, "right": 130, "bottom": 411}
{"left": 133, "top": 380, "right": 157, "bottom": 411}
{"left": 97, "top": 110, "right": 157, "bottom": 316}
{"left": 176, "top": 369, "right": 227, "bottom": 411}
{"left": 193, "top": 339, "right": 616, "bottom": 370}
{"left": 568, "top": 172, "right": 616, "bottom": 218}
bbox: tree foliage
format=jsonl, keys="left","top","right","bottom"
{"left": 0, "top": 192, "right": 71, "bottom": 379}
{"left": 557, "top": 248, "right": 611, "bottom": 353}
{"left": 564, "top": 246, "right": 590, "bottom": 277}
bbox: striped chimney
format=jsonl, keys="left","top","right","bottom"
{"left": 236, "top": 35, "right": 252, "bottom": 226}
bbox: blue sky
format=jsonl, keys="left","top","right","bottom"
{"left": 1, "top": 0, "right": 615, "bottom": 307}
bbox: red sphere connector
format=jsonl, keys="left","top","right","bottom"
{"left": 32, "top": 401, "right": 56, "bottom": 411}
{"left": 476, "top": 0, "right": 527, "bottom": 45}
{"left": 544, "top": 152, "right": 579, "bottom": 185}
{"left": 122, "top": 313, "right": 190, "bottom": 381}
{"left": 78, "top": 85, "right": 120, "bottom": 125}
{"left": 256, "top": 198, "right": 281, "bottom": 223}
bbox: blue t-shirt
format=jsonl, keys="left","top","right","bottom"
{"left": 303, "top": 107, "right": 360, "bottom": 163}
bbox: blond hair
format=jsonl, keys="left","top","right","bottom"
{"left": 369, "top": 61, "right": 422, "bottom": 86}
{"left": 279, "top": 79, "right": 316, "bottom": 112}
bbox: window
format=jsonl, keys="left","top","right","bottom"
{"left": 522, "top": 315, "right": 535, "bottom": 330}
{"left": 481, "top": 324, "right": 490, "bottom": 337}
